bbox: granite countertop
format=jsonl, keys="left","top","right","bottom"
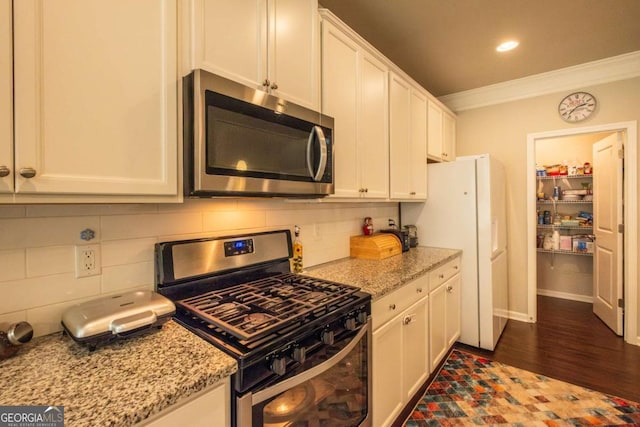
{"left": 0, "top": 321, "right": 237, "bottom": 427}
{"left": 305, "top": 246, "right": 461, "bottom": 299}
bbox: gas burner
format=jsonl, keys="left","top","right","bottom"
{"left": 242, "top": 313, "right": 273, "bottom": 329}
{"left": 304, "top": 292, "right": 328, "bottom": 303}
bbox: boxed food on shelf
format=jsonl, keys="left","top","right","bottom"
{"left": 560, "top": 235, "right": 572, "bottom": 251}
{"left": 572, "top": 236, "right": 594, "bottom": 253}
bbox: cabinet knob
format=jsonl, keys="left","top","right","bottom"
{"left": 19, "top": 168, "right": 36, "bottom": 179}
{"left": 270, "top": 82, "right": 278, "bottom": 90}
{"left": 262, "top": 79, "right": 270, "bottom": 87}
{"left": 364, "top": 188, "right": 368, "bottom": 193}
{"left": 416, "top": 288, "right": 423, "bottom": 293}
{"left": 358, "top": 188, "right": 364, "bottom": 193}
{"left": 439, "top": 274, "right": 444, "bottom": 279}
{"left": 389, "top": 304, "right": 396, "bottom": 310}
{"left": 410, "top": 191, "right": 416, "bottom": 195}
{"left": 0, "top": 166, "right": 10, "bottom": 177}
{"left": 446, "top": 285, "right": 453, "bottom": 293}
{"left": 403, "top": 316, "right": 412, "bottom": 325}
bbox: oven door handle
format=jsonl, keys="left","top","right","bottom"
{"left": 306, "top": 125, "right": 327, "bottom": 182}
{"left": 251, "top": 322, "right": 369, "bottom": 406}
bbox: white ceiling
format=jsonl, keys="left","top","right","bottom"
{"left": 319, "top": 0, "right": 640, "bottom": 97}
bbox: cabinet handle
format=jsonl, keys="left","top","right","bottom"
{"left": 19, "top": 167, "right": 36, "bottom": 178}
{"left": 403, "top": 316, "right": 412, "bottom": 325}
{"left": 416, "top": 288, "right": 423, "bottom": 293}
{"left": 270, "top": 82, "right": 278, "bottom": 90}
{"left": 0, "top": 165, "right": 10, "bottom": 177}
{"left": 446, "top": 285, "right": 453, "bottom": 293}
{"left": 454, "top": 265, "right": 459, "bottom": 270}
{"left": 389, "top": 304, "right": 396, "bottom": 311}
{"left": 410, "top": 191, "right": 416, "bottom": 195}
{"left": 262, "top": 79, "right": 270, "bottom": 87}
{"left": 439, "top": 274, "right": 444, "bottom": 279}
{"left": 364, "top": 188, "right": 368, "bottom": 193}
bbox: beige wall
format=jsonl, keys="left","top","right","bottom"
{"left": 0, "top": 199, "right": 399, "bottom": 337}
{"left": 455, "top": 77, "right": 640, "bottom": 325}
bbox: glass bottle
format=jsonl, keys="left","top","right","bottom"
{"left": 292, "top": 225, "right": 303, "bottom": 273}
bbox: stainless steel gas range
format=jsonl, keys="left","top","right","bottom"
{"left": 155, "top": 230, "right": 371, "bottom": 427}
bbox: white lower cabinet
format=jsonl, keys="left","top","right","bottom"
{"left": 141, "top": 378, "right": 230, "bottom": 427}
{"left": 428, "top": 257, "right": 461, "bottom": 371}
{"left": 372, "top": 276, "right": 429, "bottom": 427}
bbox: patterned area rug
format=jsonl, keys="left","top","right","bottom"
{"left": 403, "top": 349, "right": 640, "bottom": 426}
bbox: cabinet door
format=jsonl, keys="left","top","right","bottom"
{"left": 0, "top": 0, "right": 12, "bottom": 193}
{"left": 358, "top": 52, "right": 388, "bottom": 199}
{"left": 427, "top": 100, "right": 443, "bottom": 161}
{"left": 445, "top": 273, "right": 461, "bottom": 347}
{"left": 321, "top": 20, "right": 360, "bottom": 198}
{"left": 401, "top": 297, "right": 429, "bottom": 401}
{"left": 409, "top": 89, "right": 428, "bottom": 199}
{"left": 268, "top": 0, "right": 319, "bottom": 109}
{"left": 429, "top": 283, "right": 447, "bottom": 371}
{"left": 389, "top": 72, "right": 411, "bottom": 200}
{"left": 143, "top": 378, "right": 230, "bottom": 427}
{"left": 443, "top": 111, "right": 456, "bottom": 162}
{"left": 194, "top": 0, "right": 266, "bottom": 90}
{"left": 372, "top": 316, "right": 403, "bottom": 427}
{"left": 13, "top": 0, "right": 178, "bottom": 196}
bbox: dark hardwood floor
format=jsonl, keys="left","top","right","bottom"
{"left": 458, "top": 295, "right": 640, "bottom": 402}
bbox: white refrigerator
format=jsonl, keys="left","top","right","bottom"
{"left": 401, "top": 154, "right": 509, "bottom": 350}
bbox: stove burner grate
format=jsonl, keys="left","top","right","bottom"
{"left": 177, "top": 273, "right": 359, "bottom": 341}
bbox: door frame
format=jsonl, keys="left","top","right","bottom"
{"left": 526, "top": 121, "right": 638, "bottom": 346}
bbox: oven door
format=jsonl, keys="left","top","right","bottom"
{"left": 237, "top": 320, "right": 371, "bottom": 427}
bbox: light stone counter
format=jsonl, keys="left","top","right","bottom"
{"left": 0, "top": 321, "right": 237, "bottom": 427}
{"left": 305, "top": 246, "right": 461, "bottom": 299}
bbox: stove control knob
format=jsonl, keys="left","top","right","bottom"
{"left": 292, "top": 346, "right": 306, "bottom": 364}
{"left": 345, "top": 317, "right": 357, "bottom": 331}
{"left": 270, "top": 356, "right": 287, "bottom": 376}
{"left": 321, "top": 330, "right": 334, "bottom": 345}
{"left": 357, "top": 311, "right": 368, "bottom": 324}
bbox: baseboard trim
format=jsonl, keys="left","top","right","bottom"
{"left": 507, "top": 310, "right": 532, "bottom": 323}
{"left": 537, "top": 288, "right": 594, "bottom": 303}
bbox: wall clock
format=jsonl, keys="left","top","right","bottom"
{"left": 558, "top": 92, "right": 597, "bottom": 122}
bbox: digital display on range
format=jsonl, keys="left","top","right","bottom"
{"left": 224, "top": 239, "right": 254, "bottom": 257}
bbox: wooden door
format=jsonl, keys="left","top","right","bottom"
{"left": 427, "top": 100, "right": 443, "bottom": 160}
{"left": 401, "top": 297, "right": 429, "bottom": 401}
{"left": 592, "top": 133, "right": 623, "bottom": 335}
{"left": 358, "top": 52, "right": 388, "bottom": 198}
{"left": 372, "top": 316, "right": 403, "bottom": 427}
{"left": 389, "top": 72, "right": 411, "bottom": 200}
{"left": 13, "top": 0, "right": 178, "bottom": 196}
{"left": 0, "top": 0, "right": 12, "bottom": 194}
{"left": 409, "top": 89, "right": 428, "bottom": 199}
{"left": 321, "top": 20, "right": 360, "bottom": 198}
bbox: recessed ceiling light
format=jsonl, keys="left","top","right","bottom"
{"left": 496, "top": 40, "right": 519, "bottom": 52}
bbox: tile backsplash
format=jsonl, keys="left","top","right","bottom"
{"left": 0, "top": 199, "right": 399, "bottom": 337}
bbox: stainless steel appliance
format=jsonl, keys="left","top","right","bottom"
{"left": 61, "top": 291, "right": 175, "bottom": 351}
{"left": 183, "top": 69, "right": 335, "bottom": 198}
{"left": 155, "top": 230, "right": 371, "bottom": 427}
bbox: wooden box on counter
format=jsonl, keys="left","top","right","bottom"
{"left": 350, "top": 233, "right": 402, "bottom": 260}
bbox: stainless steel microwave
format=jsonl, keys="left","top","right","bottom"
{"left": 183, "top": 69, "right": 334, "bottom": 198}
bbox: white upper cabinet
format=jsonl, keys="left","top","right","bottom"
{"left": 427, "top": 99, "right": 456, "bottom": 162}
{"left": 0, "top": 0, "right": 12, "bottom": 194}
{"left": 11, "top": 0, "right": 178, "bottom": 200}
{"left": 389, "top": 72, "right": 427, "bottom": 200}
{"left": 443, "top": 110, "right": 457, "bottom": 162}
{"left": 191, "top": 0, "right": 320, "bottom": 110}
{"left": 321, "top": 12, "right": 389, "bottom": 199}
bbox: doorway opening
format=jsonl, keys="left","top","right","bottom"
{"left": 526, "top": 121, "right": 638, "bottom": 346}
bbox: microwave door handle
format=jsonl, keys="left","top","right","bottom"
{"left": 306, "top": 126, "right": 328, "bottom": 182}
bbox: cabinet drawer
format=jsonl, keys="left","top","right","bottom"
{"left": 372, "top": 275, "right": 428, "bottom": 330}
{"left": 428, "top": 257, "right": 461, "bottom": 291}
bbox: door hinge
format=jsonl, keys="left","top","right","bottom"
{"left": 618, "top": 147, "right": 624, "bottom": 159}
{"left": 618, "top": 298, "right": 624, "bottom": 308}
{"left": 618, "top": 224, "right": 624, "bottom": 233}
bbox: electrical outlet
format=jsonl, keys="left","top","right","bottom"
{"left": 75, "top": 245, "right": 101, "bottom": 278}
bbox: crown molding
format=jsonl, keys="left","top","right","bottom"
{"left": 439, "top": 50, "right": 640, "bottom": 112}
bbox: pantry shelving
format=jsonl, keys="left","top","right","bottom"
{"left": 536, "top": 174, "right": 593, "bottom": 257}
